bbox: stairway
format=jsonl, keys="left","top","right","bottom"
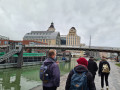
{"left": 0, "top": 45, "right": 22, "bottom": 62}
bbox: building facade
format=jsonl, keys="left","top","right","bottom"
{"left": 66, "top": 27, "right": 80, "bottom": 46}
{"left": 60, "top": 35, "right": 66, "bottom": 45}
{"left": 23, "top": 23, "right": 61, "bottom": 45}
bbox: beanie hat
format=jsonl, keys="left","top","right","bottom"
{"left": 77, "top": 57, "right": 88, "bottom": 67}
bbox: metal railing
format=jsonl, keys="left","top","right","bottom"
{"left": 25, "top": 45, "right": 120, "bottom": 51}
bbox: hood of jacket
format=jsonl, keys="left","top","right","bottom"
{"left": 44, "top": 57, "right": 55, "bottom": 65}
{"left": 74, "top": 65, "right": 88, "bottom": 73}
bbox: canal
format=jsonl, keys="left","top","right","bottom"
{"left": 0, "top": 58, "right": 77, "bottom": 90}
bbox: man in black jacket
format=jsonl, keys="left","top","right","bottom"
{"left": 88, "top": 57, "right": 98, "bottom": 81}
{"left": 65, "top": 57, "right": 96, "bottom": 90}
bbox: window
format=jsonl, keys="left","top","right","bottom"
{"left": 4, "top": 41, "right": 8, "bottom": 45}
{"left": 29, "top": 42, "right": 34, "bottom": 45}
{"left": 43, "top": 39, "right": 45, "bottom": 42}
{"left": 18, "top": 42, "right": 22, "bottom": 45}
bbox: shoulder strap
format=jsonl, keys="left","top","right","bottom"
{"left": 73, "top": 69, "right": 77, "bottom": 74}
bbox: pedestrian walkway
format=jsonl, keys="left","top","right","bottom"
{"left": 58, "top": 61, "right": 120, "bottom": 90}
{"left": 31, "top": 61, "right": 120, "bottom": 90}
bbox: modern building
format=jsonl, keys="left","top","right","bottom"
{"left": 23, "top": 23, "right": 61, "bottom": 45}
{"left": 60, "top": 35, "right": 66, "bottom": 45}
{"left": 66, "top": 27, "right": 80, "bottom": 46}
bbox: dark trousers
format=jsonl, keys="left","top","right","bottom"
{"left": 101, "top": 73, "right": 109, "bottom": 88}
{"left": 43, "top": 86, "right": 57, "bottom": 90}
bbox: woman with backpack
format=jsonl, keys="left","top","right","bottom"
{"left": 98, "top": 56, "right": 111, "bottom": 90}
{"left": 65, "top": 57, "right": 96, "bottom": 90}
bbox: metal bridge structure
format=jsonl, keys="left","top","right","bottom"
{"left": 0, "top": 45, "right": 23, "bottom": 68}
{"left": 1, "top": 45, "right": 120, "bottom": 66}
{"left": 1, "top": 45, "right": 120, "bottom": 53}
{"left": 23, "top": 45, "right": 120, "bottom": 53}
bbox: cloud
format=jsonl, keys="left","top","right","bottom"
{"left": 0, "top": 0, "right": 120, "bottom": 47}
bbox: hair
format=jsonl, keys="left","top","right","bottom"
{"left": 102, "top": 56, "right": 106, "bottom": 61}
{"left": 102, "top": 56, "right": 106, "bottom": 59}
{"left": 90, "top": 56, "right": 94, "bottom": 59}
{"left": 48, "top": 49, "right": 56, "bottom": 57}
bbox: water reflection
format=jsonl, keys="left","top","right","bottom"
{"left": 0, "top": 70, "right": 21, "bottom": 90}
{"left": 0, "top": 58, "right": 77, "bottom": 90}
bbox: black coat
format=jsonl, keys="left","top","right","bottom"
{"left": 65, "top": 65, "right": 96, "bottom": 90}
{"left": 88, "top": 59, "right": 98, "bottom": 75}
{"left": 98, "top": 60, "right": 111, "bottom": 75}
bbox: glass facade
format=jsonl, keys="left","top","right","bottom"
{"left": 60, "top": 36, "right": 66, "bottom": 45}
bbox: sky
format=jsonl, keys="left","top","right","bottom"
{"left": 0, "top": 0, "right": 120, "bottom": 47}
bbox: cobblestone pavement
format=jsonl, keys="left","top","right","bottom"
{"left": 31, "top": 61, "right": 120, "bottom": 90}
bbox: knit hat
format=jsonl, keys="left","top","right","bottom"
{"left": 77, "top": 57, "right": 88, "bottom": 67}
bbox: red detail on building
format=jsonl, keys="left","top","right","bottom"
{"left": 0, "top": 40, "right": 48, "bottom": 45}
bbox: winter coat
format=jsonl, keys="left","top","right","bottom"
{"left": 43, "top": 58, "right": 60, "bottom": 87}
{"left": 98, "top": 59, "right": 111, "bottom": 75}
{"left": 65, "top": 65, "right": 96, "bottom": 90}
{"left": 88, "top": 59, "right": 98, "bottom": 75}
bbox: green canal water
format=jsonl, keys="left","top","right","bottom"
{"left": 0, "top": 58, "right": 77, "bottom": 90}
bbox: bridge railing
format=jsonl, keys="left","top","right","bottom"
{"left": 25, "top": 45, "right": 120, "bottom": 51}
{"left": 1, "top": 45, "right": 120, "bottom": 52}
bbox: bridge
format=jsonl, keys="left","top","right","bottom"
{"left": 1, "top": 45, "right": 120, "bottom": 53}
{"left": 23, "top": 45, "right": 120, "bottom": 53}
{"left": 1, "top": 45, "right": 120, "bottom": 64}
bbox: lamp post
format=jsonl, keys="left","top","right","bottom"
{"left": 89, "top": 35, "right": 91, "bottom": 56}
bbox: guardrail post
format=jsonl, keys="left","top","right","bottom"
{"left": 69, "top": 52, "right": 71, "bottom": 62}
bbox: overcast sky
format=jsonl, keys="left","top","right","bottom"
{"left": 0, "top": 0, "right": 120, "bottom": 47}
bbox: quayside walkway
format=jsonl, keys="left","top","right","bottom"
{"left": 31, "top": 61, "right": 120, "bottom": 90}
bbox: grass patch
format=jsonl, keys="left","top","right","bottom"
{"left": 116, "top": 63, "right": 120, "bottom": 67}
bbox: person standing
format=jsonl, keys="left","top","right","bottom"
{"left": 40, "top": 49, "right": 60, "bottom": 90}
{"left": 65, "top": 57, "right": 96, "bottom": 90}
{"left": 88, "top": 56, "right": 98, "bottom": 81}
{"left": 98, "top": 56, "right": 110, "bottom": 90}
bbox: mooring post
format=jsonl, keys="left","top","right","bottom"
{"left": 46, "top": 50, "right": 49, "bottom": 58}
{"left": 69, "top": 52, "right": 71, "bottom": 62}
{"left": 17, "top": 46, "right": 23, "bottom": 68}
